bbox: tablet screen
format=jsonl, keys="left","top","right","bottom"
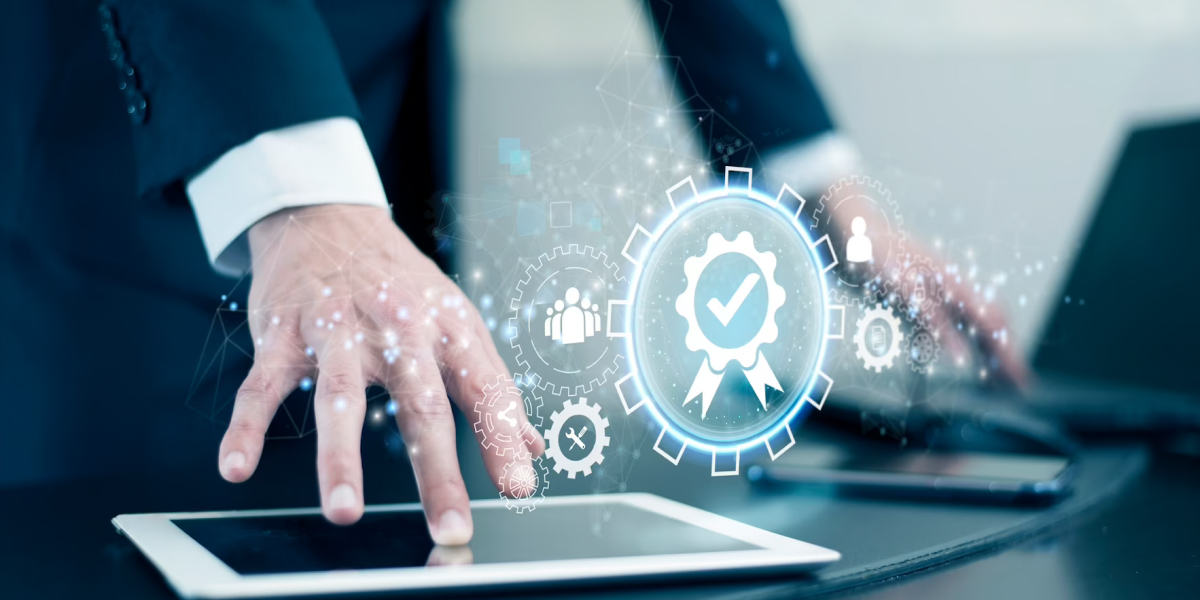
{"left": 173, "top": 502, "right": 758, "bottom": 575}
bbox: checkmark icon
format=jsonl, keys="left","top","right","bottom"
{"left": 706, "top": 273, "right": 761, "bottom": 326}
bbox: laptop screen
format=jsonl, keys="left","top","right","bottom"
{"left": 1034, "top": 118, "right": 1200, "bottom": 396}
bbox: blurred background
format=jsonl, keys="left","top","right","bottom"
{"left": 451, "top": 0, "right": 1200, "bottom": 352}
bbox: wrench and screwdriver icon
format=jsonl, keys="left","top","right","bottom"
{"left": 565, "top": 426, "right": 588, "bottom": 450}
{"left": 496, "top": 401, "right": 588, "bottom": 449}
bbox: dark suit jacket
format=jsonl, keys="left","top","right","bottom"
{"left": 0, "top": 0, "right": 832, "bottom": 486}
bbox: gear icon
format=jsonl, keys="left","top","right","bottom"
{"left": 542, "top": 397, "right": 610, "bottom": 479}
{"left": 895, "top": 254, "right": 945, "bottom": 325}
{"left": 508, "top": 245, "right": 625, "bottom": 397}
{"left": 676, "top": 231, "right": 786, "bottom": 374}
{"left": 906, "top": 327, "right": 941, "bottom": 373}
{"left": 853, "top": 304, "right": 904, "bottom": 372}
{"left": 813, "top": 175, "right": 907, "bottom": 307}
{"left": 674, "top": 230, "right": 787, "bottom": 416}
{"left": 473, "top": 375, "right": 543, "bottom": 459}
{"left": 499, "top": 456, "right": 549, "bottom": 513}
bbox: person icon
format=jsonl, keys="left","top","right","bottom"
{"left": 579, "top": 297, "right": 604, "bottom": 336}
{"left": 560, "top": 287, "right": 586, "bottom": 344}
{"left": 544, "top": 300, "right": 565, "bottom": 341}
{"left": 845, "top": 216, "right": 873, "bottom": 263}
{"left": 588, "top": 300, "right": 602, "bottom": 335}
{"left": 581, "top": 297, "right": 595, "bottom": 336}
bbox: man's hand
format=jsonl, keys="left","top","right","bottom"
{"left": 216, "top": 204, "right": 543, "bottom": 544}
{"left": 829, "top": 209, "right": 1031, "bottom": 389}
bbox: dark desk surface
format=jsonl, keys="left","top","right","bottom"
{"left": 2, "top": 436, "right": 1198, "bottom": 599}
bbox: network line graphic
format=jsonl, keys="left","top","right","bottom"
{"left": 186, "top": 3, "right": 1064, "bottom": 513}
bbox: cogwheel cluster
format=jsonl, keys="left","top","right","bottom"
{"left": 853, "top": 304, "right": 904, "bottom": 372}
{"left": 542, "top": 397, "right": 610, "bottom": 479}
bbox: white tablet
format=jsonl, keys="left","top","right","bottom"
{"left": 113, "top": 493, "right": 839, "bottom": 598}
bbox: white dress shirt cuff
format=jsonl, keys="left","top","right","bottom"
{"left": 760, "top": 131, "right": 863, "bottom": 196}
{"left": 186, "top": 117, "right": 389, "bottom": 277}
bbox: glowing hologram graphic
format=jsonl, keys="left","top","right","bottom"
{"left": 675, "top": 231, "right": 786, "bottom": 416}
{"left": 611, "top": 168, "right": 833, "bottom": 477}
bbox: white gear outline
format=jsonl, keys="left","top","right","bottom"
{"left": 906, "top": 326, "right": 941, "bottom": 373}
{"left": 613, "top": 169, "right": 839, "bottom": 477}
{"left": 473, "top": 374, "right": 543, "bottom": 459}
{"left": 499, "top": 456, "right": 549, "bottom": 514}
{"left": 542, "top": 397, "right": 610, "bottom": 479}
{"left": 508, "top": 245, "right": 625, "bottom": 397}
{"left": 674, "top": 231, "right": 786, "bottom": 372}
{"left": 813, "top": 175, "right": 907, "bottom": 307}
{"left": 853, "top": 304, "right": 904, "bottom": 372}
{"left": 896, "top": 254, "right": 946, "bottom": 325}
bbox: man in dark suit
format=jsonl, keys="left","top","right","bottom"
{"left": 0, "top": 0, "right": 1023, "bottom": 545}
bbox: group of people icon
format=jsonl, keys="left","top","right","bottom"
{"left": 544, "top": 287, "right": 602, "bottom": 345}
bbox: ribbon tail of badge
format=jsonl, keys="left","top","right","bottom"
{"left": 743, "top": 351, "right": 782, "bottom": 409}
{"left": 683, "top": 358, "right": 725, "bottom": 419}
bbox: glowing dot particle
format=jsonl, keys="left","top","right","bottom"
{"left": 229, "top": 302, "right": 238, "bottom": 311}
{"left": 334, "top": 397, "right": 347, "bottom": 412}
{"left": 299, "top": 377, "right": 314, "bottom": 391}
{"left": 332, "top": 311, "right": 342, "bottom": 322}
{"left": 322, "top": 287, "right": 332, "bottom": 297}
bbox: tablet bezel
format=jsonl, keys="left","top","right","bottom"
{"left": 113, "top": 492, "right": 840, "bottom": 599}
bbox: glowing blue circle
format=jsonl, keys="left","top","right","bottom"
{"left": 622, "top": 187, "right": 830, "bottom": 453}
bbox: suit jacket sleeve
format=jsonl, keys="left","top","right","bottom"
{"left": 643, "top": 0, "right": 835, "bottom": 167}
{"left": 99, "top": 0, "right": 361, "bottom": 197}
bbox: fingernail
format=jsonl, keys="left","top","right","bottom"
{"left": 432, "top": 509, "right": 472, "bottom": 546}
{"left": 329, "top": 484, "right": 358, "bottom": 512}
{"left": 221, "top": 451, "right": 246, "bottom": 477}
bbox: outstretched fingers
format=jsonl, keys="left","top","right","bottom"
{"left": 219, "top": 317, "right": 309, "bottom": 482}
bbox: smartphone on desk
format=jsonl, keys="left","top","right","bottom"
{"left": 749, "top": 443, "right": 1075, "bottom": 504}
